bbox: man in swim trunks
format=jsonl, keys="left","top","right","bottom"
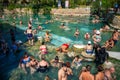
{"left": 56, "top": 43, "right": 70, "bottom": 53}
{"left": 58, "top": 63, "right": 68, "bottom": 80}
{"left": 26, "top": 27, "right": 34, "bottom": 45}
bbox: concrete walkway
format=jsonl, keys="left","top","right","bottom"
{"left": 108, "top": 51, "right": 120, "bottom": 60}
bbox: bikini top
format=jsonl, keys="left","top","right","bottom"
{"left": 22, "top": 57, "right": 30, "bottom": 64}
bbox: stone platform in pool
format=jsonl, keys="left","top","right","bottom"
{"left": 108, "top": 51, "right": 120, "bottom": 60}
{"left": 51, "top": 7, "right": 90, "bottom": 16}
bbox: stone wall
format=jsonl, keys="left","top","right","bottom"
{"left": 3, "top": 8, "right": 44, "bottom": 14}
{"left": 112, "top": 16, "right": 120, "bottom": 29}
{"left": 51, "top": 7, "right": 90, "bottom": 16}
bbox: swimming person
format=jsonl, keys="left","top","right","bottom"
{"left": 37, "top": 57, "right": 49, "bottom": 73}
{"left": 45, "top": 31, "right": 52, "bottom": 42}
{"left": 38, "top": 25, "right": 43, "bottom": 30}
{"left": 84, "top": 33, "right": 90, "bottom": 40}
{"left": 74, "top": 28, "right": 80, "bottom": 40}
{"left": 92, "top": 30, "right": 101, "bottom": 44}
{"left": 56, "top": 43, "right": 70, "bottom": 53}
{"left": 28, "top": 21, "right": 32, "bottom": 28}
{"left": 84, "top": 41, "right": 93, "bottom": 54}
{"left": 19, "top": 20, "right": 23, "bottom": 25}
{"left": 50, "top": 56, "right": 64, "bottom": 68}
{"left": 71, "top": 55, "right": 83, "bottom": 69}
{"left": 60, "top": 23, "right": 65, "bottom": 29}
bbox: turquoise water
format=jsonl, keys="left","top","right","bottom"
{"left": 0, "top": 14, "right": 110, "bottom": 46}
{"left": 0, "top": 14, "right": 120, "bottom": 80}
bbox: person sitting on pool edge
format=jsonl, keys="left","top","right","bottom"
{"left": 84, "top": 41, "right": 93, "bottom": 54}
{"left": 56, "top": 43, "right": 70, "bottom": 53}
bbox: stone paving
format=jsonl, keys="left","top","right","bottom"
{"left": 108, "top": 51, "right": 120, "bottom": 60}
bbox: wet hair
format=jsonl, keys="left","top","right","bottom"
{"left": 66, "top": 62, "right": 71, "bottom": 68}
{"left": 55, "top": 56, "right": 59, "bottom": 60}
{"left": 42, "top": 42, "right": 45, "bottom": 45}
{"left": 29, "top": 27, "right": 32, "bottom": 29}
{"left": 97, "top": 65, "right": 104, "bottom": 72}
{"left": 86, "top": 65, "right": 91, "bottom": 71}
{"left": 62, "top": 63, "right": 67, "bottom": 67}
{"left": 62, "top": 23, "right": 65, "bottom": 26}
{"left": 24, "top": 52, "right": 28, "bottom": 55}
{"left": 41, "top": 57, "right": 45, "bottom": 60}
{"left": 75, "top": 55, "right": 79, "bottom": 59}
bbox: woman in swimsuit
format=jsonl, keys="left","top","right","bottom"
{"left": 71, "top": 55, "right": 83, "bottom": 69}
{"left": 74, "top": 28, "right": 80, "bottom": 40}
{"left": 45, "top": 31, "right": 51, "bottom": 42}
{"left": 29, "top": 58, "right": 38, "bottom": 74}
{"left": 39, "top": 42, "right": 48, "bottom": 59}
{"left": 37, "top": 57, "right": 49, "bottom": 73}
{"left": 104, "top": 38, "right": 114, "bottom": 50}
{"left": 50, "top": 56, "right": 64, "bottom": 68}
{"left": 19, "top": 52, "right": 30, "bottom": 73}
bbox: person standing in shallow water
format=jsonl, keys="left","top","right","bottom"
{"left": 39, "top": 42, "right": 48, "bottom": 59}
{"left": 74, "top": 28, "right": 80, "bottom": 40}
{"left": 25, "top": 27, "right": 34, "bottom": 45}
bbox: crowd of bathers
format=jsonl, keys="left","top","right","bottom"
{"left": 0, "top": 14, "right": 120, "bottom": 80}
